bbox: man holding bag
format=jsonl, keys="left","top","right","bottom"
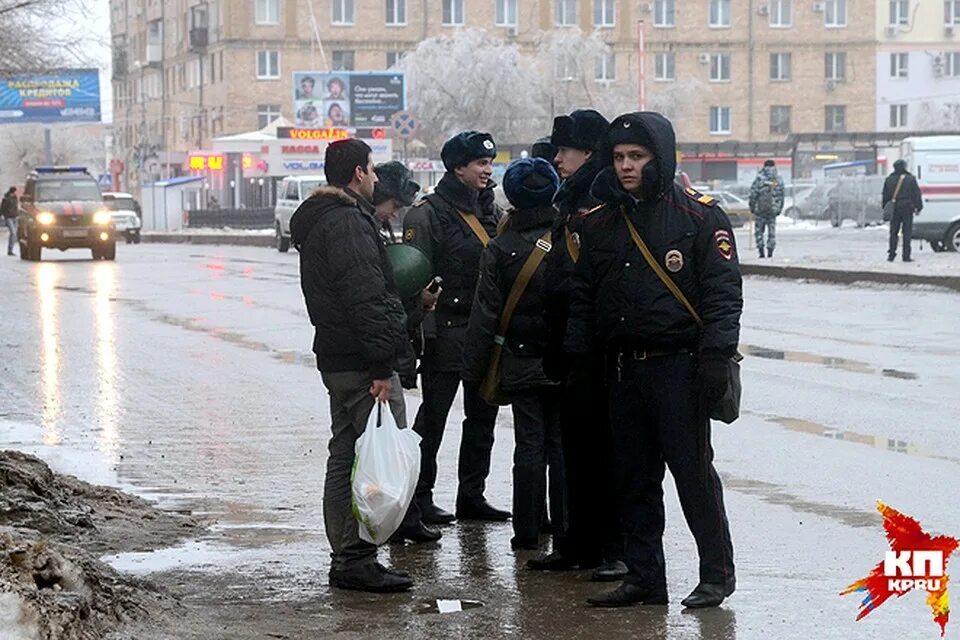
{"left": 882, "top": 159, "right": 923, "bottom": 262}
{"left": 290, "top": 139, "right": 413, "bottom": 593}
{"left": 566, "top": 112, "right": 742, "bottom": 609}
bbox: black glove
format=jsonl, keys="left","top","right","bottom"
{"left": 700, "top": 351, "right": 729, "bottom": 405}
{"left": 542, "top": 349, "right": 569, "bottom": 383}
{"left": 478, "top": 185, "right": 496, "bottom": 212}
{"left": 399, "top": 372, "right": 418, "bottom": 390}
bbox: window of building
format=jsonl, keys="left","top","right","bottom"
{"left": 890, "top": 52, "right": 909, "bottom": 78}
{"left": 825, "top": 105, "right": 846, "bottom": 131}
{"left": 257, "top": 104, "right": 281, "bottom": 129}
{"left": 710, "top": 106, "right": 732, "bottom": 134}
{"left": 770, "top": 105, "right": 792, "bottom": 134}
{"left": 944, "top": 51, "right": 960, "bottom": 76}
{"left": 443, "top": 0, "right": 464, "bottom": 25}
{"left": 555, "top": 54, "right": 578, "bottom": 80}
{"left": 825, "top": 0, "right": 847, "bottom": 27}
{"left": 770, "top": 52, "right": 792, "bottom": 81}
{"left": 332, "top": 50, "right": 355, "bottom": 70}
{"left": 947, "top": 0, "right": 960, "bottom": 25}
{"left": 655, "top": 52, "right": 676, "bottom": 80}
{"left": 386, "top": 51, "right": 404, "bottom": 67}
{"left": 889, "top": 104, "right": 908, "bottom": 128}
{"left": 333, "top": 0, "right": 354, "bottom": 25}
{"left": 710, "top": 53, "right": 731, "bottom": 81}
{"left": 556, "top": 0, "right": 576, "bottom": 26}
{"left": 210, "top": 53, "right": 216, "bottom": 83}
{"left": 255, "top": 0, "right": 279, "bottom": 24}
{"left": 594, "top": 0, "right": 615, "bottom": 27}
{"left": 595, "top": 51, "right": 616, "bottom": 81}
{"left": 825, "top": 52, "right": 846, "bottom": 81}
{"left": 654, "top": 0, "right": 675, "bottom": 26}
{"left": 889, "top": 0, "right": 908, "bottom": 25}
{"left": 709, "top": 0, "right": 731, "bottom": 27}
{"left": 770, "top": 0, "right": 792, "bottom": 27}
{"left": 386, "top": 0, "right": 406, "bottom": 25}
{"left": 496, "top": 0, "right": 518, "bottom": 26}
{"left": 256, "top": 50, "right": 279, "bottom": 79}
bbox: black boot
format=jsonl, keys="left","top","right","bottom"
{"left": 329, "top": 563, "right": 413, "bottom": 593}
{"left": 456, "top": 497, "right": 511, "bottom": 521}
{"left": 390, "top": 522, "right": 442, "bottom": 544}
{"left": 421, "top": 503, "right": 456, "bottom": 525}
{"left": 591, "top": 560, "right": 629, "bottom": 582}
{"left": 587, "top": 583, "right": 668, "bottom": 607}
{"left": 767, "top": 247, "right": 774, "bottom": 258}
{"left": 527, "top": 550, "right": 579, "bottom": 571}
{"left": 680, "top": 577, "right": 736, "bottom": 608}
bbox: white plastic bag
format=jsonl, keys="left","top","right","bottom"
{"left": 351, "top": 401, "right": 422, "bottom": 545}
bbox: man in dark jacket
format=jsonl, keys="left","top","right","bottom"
{"left": 462, "top": 157, "right": 564, "bottom": 552}
{"left": 289, "top": 139, "right": 413, "bottom": 593}
{"left": 402, "top": 131, "right": 509, "bottom": 524}
{"left": 883, "top": 159, "right": 923, "bottom": 262}
{"left": 2, "top": 186, "right": 18, "bottom": 256}
{"left": 531, "top": 109, "right": 627, "bottom": 582}
{"left": 567, "top": 112, "right": 741, "bottom": 609}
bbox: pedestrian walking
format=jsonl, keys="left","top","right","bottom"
{"left": 462, "top": 158, "right": 565, "bottom": 552}
{"left": 566, "top": 112, "right": 741, "bottom": 609}
{"left": 748, "top": 159, "right": 784, "bottom": 258}
{"left": 883, "top": 159, "right": 923, "bottom": 262}
{"left": 401, "top": 131, "right": 511, "bottom": 525}
{"left": 529, "top": 109, "right": 628, "bottom": 583}
{"left": 289, "top": 139, "right": 413, "bottom": 593}
{"left": 2, "top": 187, "right": 19, "bottom": 256}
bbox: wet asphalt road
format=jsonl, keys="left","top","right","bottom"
{"left": 1, "top": 243, "right": 959, "bottom": 639}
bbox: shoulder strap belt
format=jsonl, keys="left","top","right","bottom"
{"left": 892, "top": 174, "right": 906, "bottom": 202}
{"left": 621, "top": 209, "right": 703, "bottom": 328}
{"left": 458, "top": 210, "right": 491, "bottom": 247}
{"left": 495, "top": 231, "right": 552, "bottom": 341}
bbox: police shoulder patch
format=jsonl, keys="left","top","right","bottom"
{"left": 403, "top": 227, "right": 415, "bottom": 242}
{"left": 683, "top": 187, "right": 717, "bottom": 207}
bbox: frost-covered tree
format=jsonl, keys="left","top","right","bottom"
{"left": 0, "top": 0, "right": 99, "bottom": 74}
{"left": 0, "top": 124, "right": 106, "bottom": 188}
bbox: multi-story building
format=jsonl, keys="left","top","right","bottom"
{"left": 875, "top": 0, "right": 960, "bottom": 132}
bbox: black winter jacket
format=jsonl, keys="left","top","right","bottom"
{"left": 544, "top": 154, "right": 605, "bottom": 360}
{"left": 565, "top": 113, "right": 743, "bottom": 358}
{"left": 882, "top": 169, "right": 923, "bottom": 217}
{"left": 462, "top": 205, "right": 557, "bottom": 390}
{"left": 402, "top": 173, "right": 502, "bottom": 372}
{"left": 1, "top": 193, "right": 17, "bottom": 219}
{"left": 290, "top": 186, "right": 407, "bottom": 379}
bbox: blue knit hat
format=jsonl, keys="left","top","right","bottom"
{"left": 503, "top": 158, "right": 559, "bottom": 209}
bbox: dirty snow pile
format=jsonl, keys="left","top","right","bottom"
{"left": 0, "top": 451, "right": 200, "bottom": 639}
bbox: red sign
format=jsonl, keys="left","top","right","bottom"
{"left": 281, "top": 145, "right": 322, "bottom": 155}
{"left": 371, "top": 128, "right": 387, "bottom": 140}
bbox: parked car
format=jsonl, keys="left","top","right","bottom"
{"left": 702, "top": 190, "right": 751, "bottom": 228}
{"left": 17, "top": 165, "right": 116, "bottom": 261}
{"left": 274, "top": 175, "right": 325, "bottom": 252}
{"left": 101, "top": 191, "right": 142, "bottom": 244}
{"left": 823, "top": 178, "right": 884, "bottom": 228}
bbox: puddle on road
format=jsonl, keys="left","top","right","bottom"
{"left": 416, "top": 599, "right": 484, "bottom": 615}
{"left": 741, "top": 344, "right": 918, "bottom": 380}
{"left": 753, "top": 413, "right": 960, "bottom": 466}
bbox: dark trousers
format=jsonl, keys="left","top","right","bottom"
{"left": 608, "top": 352, "right": 734, "bottom": 587}
{"left": 559, "top": 359, "right": 623, "bottom": 564}
{"left": 320, "top": 371, "right": 405, "bottom": 572}
{"left": 509, "top": 388, "right": 565, "bottom": 544}
{"left": 411, "top": 369, "right": 499, "bottom": 508}
{"left": 888, "top": 210, "right": 914, "bottom": 260}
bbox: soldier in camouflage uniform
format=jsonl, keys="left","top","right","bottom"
{"left": 748, "top": 159, "right": 785, "bottom": 258}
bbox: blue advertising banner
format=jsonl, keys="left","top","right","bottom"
{"left": 0, "top": 69, "right": 102, "bottom": 124}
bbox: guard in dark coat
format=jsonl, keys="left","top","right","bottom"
{"left": 566, "top": 112, "right": 741, "bottom": 609}
{"left": 882, "top": 159, "right": 923, "bottom": 262}
{"left": 530, "top": 109, "right": 627, "bottom": 582}
{"left": 462, "top": 158, "right": 565, "bottom": 551}
{"left": 402, "top": 131, "right": 510, "bottom": 524}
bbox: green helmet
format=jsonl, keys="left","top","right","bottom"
{"left": 385, "top": 243, "right": 432, "bottom": 298}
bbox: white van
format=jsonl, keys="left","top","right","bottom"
{"left": 274, "top": 175, "right": 325, "bottom": 252}
{"left": 900, "top": 136, "right": 960, "bottom": 252}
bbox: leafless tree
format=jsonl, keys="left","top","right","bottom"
{"left": 0, "top": 0, "right": 100, "bottom": 75}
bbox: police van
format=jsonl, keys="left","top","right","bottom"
{"left": 899, "top": 136, "right": 960, "bottom": 252}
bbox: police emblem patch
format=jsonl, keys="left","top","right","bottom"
{"left": 665, "top": 249, "right": 684, "bottom": 273}
{"left": 714, "top": 230, "right": 735, "bottom": 261}
{"left": 403, "top": 228, "right": 415, "bottom": 242}
{"left": 482, "top": 140, "right": 495, "bottom": 150}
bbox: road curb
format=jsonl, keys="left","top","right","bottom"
{"left": 741, "top": 263, "right": 960, "bottom": 292}
{"left": 142, "top": 233, "right": 274, "bottom": 248}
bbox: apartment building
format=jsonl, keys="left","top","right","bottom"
{"left": 875, "top": 0, "right": 960, "bottom": 132}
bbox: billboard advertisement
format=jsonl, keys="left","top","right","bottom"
{"left": 293, "top": 71, "right": 404, "bottom": 128}
{"left": 0, "top": 69, "right": 101, "bottom": 124}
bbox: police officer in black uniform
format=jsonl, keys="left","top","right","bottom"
{"left": 529, "top": 109, "right": 628, "bottom": 582}
{"left": 566, "top": 112, "right": 741, "bottom": 608}
{"left": 402, "top": 131, "right": 511, "bottom": 524}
